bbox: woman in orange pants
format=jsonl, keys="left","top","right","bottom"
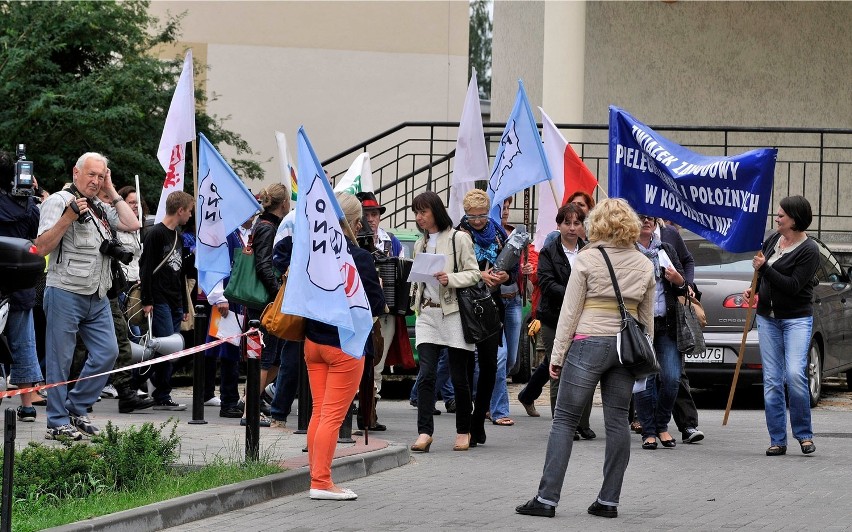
{"left": 304, "top": 192, "right": 385, "bottom": 501}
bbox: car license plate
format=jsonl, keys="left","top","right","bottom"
{"left": 685, "top": 347, "right": 724, "bottom": 363}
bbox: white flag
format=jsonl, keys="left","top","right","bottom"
{"left": 535, "top": 109, "right": 568, "bottom": 250}
{"left": 275, "top": 131, "right": 298, "bottom": 201}
{"left": 333, "top": 152, "right": 374, "bottom": 194}
{"left": 155, "top": 50, "right": 196, "bottom": 222}
{"left": 449, "top": 69, "right": 489, "bottom": 225}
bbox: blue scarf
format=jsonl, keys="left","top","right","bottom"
{"left": 460, "top": 217, "right": 507, "bottom": 265}
{"left": 636, "top": 234, "right": 662, "bottom": 281}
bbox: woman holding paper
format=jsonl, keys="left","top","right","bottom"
{"left": 632, "top": 215, "right": 688, "bottom": 450}
{"left": 409, "top": 191, "right": 481, "bottom": 452}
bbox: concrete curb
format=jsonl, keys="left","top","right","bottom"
{"left": 46, "top": 445, "right": 410, "bottom": 532}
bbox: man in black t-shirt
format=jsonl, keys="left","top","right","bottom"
{"left": 140, "top": 191, "right": 194, "bottom": 410}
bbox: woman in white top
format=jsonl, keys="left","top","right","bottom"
{"left": 409, "top": 191, "right": 481, "bottom": 452}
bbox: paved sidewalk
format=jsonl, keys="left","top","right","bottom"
{"left": 161, "top": 388, "right": 852, "bottom": 532}
{"left": 17, "top": 382, "right": 852, "bottom": 531}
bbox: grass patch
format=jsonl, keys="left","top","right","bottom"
{"left": 12, "top": 460, "right": 282, "bottom": 532}
{"left": 4, "top": 420, "right": 284, "bottom": 531}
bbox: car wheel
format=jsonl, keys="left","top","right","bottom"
{"left": 511, "top": 316, "right": 532, "bottom": 384}
{"left": 807, "top": 339, "right": 822, "bottom": 407}
{"left": 846, "top": 369, "right": 852, "bottom": 392}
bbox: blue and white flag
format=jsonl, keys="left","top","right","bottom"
{"left": 195, "top": 133, "right": 261, "bottom": 296}
{"left": 609, "top": 106, "right": 776, "bottom": 253}
{"left": 281, "top": 127, "right": 372, "bottom": 359}
{"left": 487, "top": 80, "right": 553, "bottom": 223}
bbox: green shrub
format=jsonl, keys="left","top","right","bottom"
{"left": 92, "top": 420, "right": 180, "bottom": 490}
{"left": 6, "top": 419, "right": 181, "bottom": 505}
{"left": 15, "top": 441, "right": 101, "bottom": 501}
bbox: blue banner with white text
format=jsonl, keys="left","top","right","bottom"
{"left": 608, "top": 106, "right": 776, "bottom": 252}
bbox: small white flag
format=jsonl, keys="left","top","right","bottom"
{"left": 155, "top": 50, "right": 196, "bottom": 222}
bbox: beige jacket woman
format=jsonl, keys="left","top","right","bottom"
{"left": 410, "top": 228, "right": 481, "bottom": 315}
{"left": 550, "top": 241, "right": 655, "bottom": 367}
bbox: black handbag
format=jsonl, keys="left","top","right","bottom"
{"left": 597, "top": 247, "right": 660, "bottom": 378}
{"left": 451, "top": 231, "right": 502, "bottom": 345}
{"left": 676, "top": 298, "right": 706, "bottom": 355}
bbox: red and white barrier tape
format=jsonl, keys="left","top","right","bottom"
{"left": 0, "top": 328, "right": 263, "bottom": 400}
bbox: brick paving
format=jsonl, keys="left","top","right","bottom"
{"left": 148, "top": 382, "right": 852, "bottom": 531}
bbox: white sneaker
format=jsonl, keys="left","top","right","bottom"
{"left": 204, "top": 396, "right": 222, "bottom": 407}
{"left": 100, "top": 384, "right": 119, "bottom": 399}
{"left": 309, "top": 488, "right": 357, "bottom": 500}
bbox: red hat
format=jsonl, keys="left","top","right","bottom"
{"left": 356, "top": 191, "right": 386, "bottom": 214}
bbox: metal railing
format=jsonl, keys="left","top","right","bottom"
{"left": 321, "top": 122, "right": 852, "bottom": 242}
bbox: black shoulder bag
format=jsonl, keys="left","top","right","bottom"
{"left": 451, "top": 231, "right": 502, "bottom": 344}
{"left": 597, "top": 247, "right": 659, "bottom": 378}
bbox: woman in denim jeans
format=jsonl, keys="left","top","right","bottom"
{"left": 517, "top": 199, "right": 654, "bottom": 520}
{"left": 744, "top": 195, "right": 820, "bottom": 456}
{"left": 633, "top": 215, "right": 688, "bottom": 450}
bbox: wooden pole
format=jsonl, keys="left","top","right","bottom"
{"left": 722, "top": 268, "right": 760, "bottom": 425}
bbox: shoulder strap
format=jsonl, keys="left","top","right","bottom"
{"left": 153, "top": 231, "right": 178, "bottom": 275}
{"left": 451, "top": 230, "right": 459, "bottom": 273}
{"left": 597, "top": 247, "right": 628, "bottom": 320}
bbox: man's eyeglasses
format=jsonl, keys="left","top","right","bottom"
{"left": 639, "top": 215, "right": 656, "bottom": 222}
{"left": 466, "top": 214, "right": 489, "bottom": 221}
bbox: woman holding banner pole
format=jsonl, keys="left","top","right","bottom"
{"left": 744, "top": 195, "right": 819, "bottom": 456}
{"left": 305, "top": 192, "right": 385, "bottom": 500}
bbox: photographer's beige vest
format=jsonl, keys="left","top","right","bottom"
{"left": 45, "top": 191, "right": 112, "bottom": 298}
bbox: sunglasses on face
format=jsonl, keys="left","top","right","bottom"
{"left": 639, "top": 215, "right": 655, "bottom": 222}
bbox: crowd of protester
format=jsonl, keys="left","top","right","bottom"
{"left": 1, "top": 147, "right": 818, "bottom": 507}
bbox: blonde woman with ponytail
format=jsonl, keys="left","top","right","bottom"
{"left": 239, "top": 183, "right": 289, "bottom": 426}
{"left": 303, "top": 192, "right": 385, "bottom": 500}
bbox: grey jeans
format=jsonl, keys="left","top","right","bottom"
{"left": 536, "top": 335, "right": 634, "bottom": 507}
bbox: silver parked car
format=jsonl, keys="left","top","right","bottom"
{"left": 682, "top": 231, "right": 852, "bottom": 406}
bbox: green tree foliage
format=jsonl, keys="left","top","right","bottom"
{"left": 469, "top": 0, "right": 492, "bottom": 99}
{"left": 0, "top": 0, "right": 263, "bottom": 205}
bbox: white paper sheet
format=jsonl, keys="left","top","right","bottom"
{"left": 658, "top": 248, "right": 673, "bottom": 269}
{"left": 209, "top": 310, "right": 244, "bottom": 346}
{"left": 407, "top": 253, "right": 446, "bottom": 285}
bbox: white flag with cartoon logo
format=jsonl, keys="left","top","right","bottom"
{"left": 282, "top": 127, "right": 372, "bottom": 359}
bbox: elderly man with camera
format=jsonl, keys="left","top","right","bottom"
{"left": 36, "top": 152, "right": 141, "bottom": 440}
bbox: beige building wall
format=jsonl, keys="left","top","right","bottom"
{"left": 491, "top": 1, "right": 852, "bottom": 235}
{"left": 582, "top": 1, "right": 852, "bottom": 128}
{"left": 148, "top": 1, "right": 469, "bottom": 188}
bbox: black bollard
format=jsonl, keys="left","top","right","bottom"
{"left": 337, "top": 401, "right": 356, "bottom": 444}
{"left": 295, "top": 343, "right": 311, "bottom": 434}
{"left": 245, "top": 320, "right": 261, "bottom": 461}
{"left": 2, "top": 408, "right": 16, "bottom": 532}
{"left": 188, "top": 305, "right": 208, "bottom": 425}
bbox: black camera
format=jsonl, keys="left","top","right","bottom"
{"left": 100, "top": 238, "right": 133, "bottom": 265}
{"left": 67, "top": 184, "right": 92, "bottom": 224}
{"left": 357, "top": 214, "right": 377, "bottom": 254}
{"left": 11, "top": 144, "right": 34, "bottom": 197}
